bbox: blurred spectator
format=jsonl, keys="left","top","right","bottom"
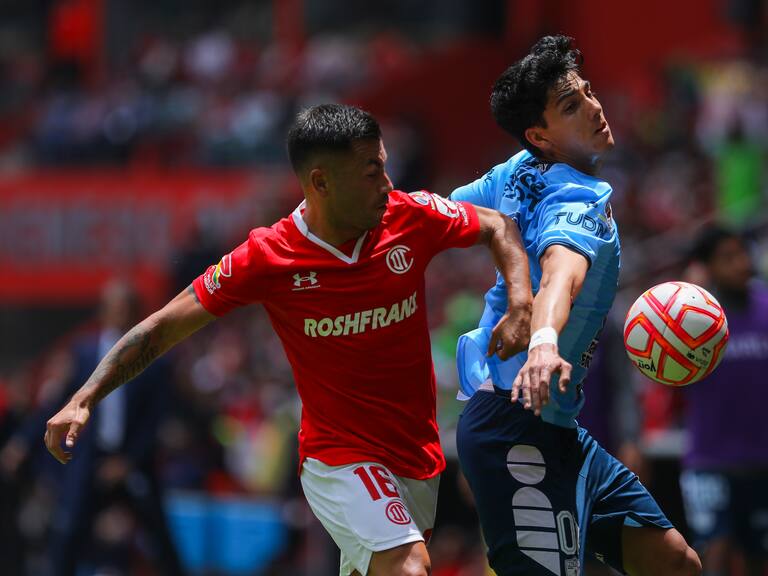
{"left": 0, "top": 368, "right": 37, "bottom": 575}
{"left": 679, "top": 226, "right": 768, "bottom": 576}
{"left": 715, "top": 119, "right": 764, "bottom": 227}
{"left": 13, "top": 280, "right": 185, "bottom": 576}
{"left": 576, "top": 312, "right": 646, "bottom": 480}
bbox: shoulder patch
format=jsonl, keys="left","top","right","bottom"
{"left": 409, "top": 190, "right": 434, "bottom": 207}
{"left": 408, "top": 191, "right": 469, "bottom": 225}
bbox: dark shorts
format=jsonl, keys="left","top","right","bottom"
{"left": 457, "top": 390, "right": 672, "bottom": 576}
{"left": 680, "top": 468, "right": 768, "bottom": 556}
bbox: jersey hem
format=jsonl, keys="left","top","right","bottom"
{"left": 299, "top": 453, "right": 445, "bottom": 481}
{"left": 366, "top": 532, "right": 425, "bottom": 552}
{"left": 458, "top": 200, "right": 481, "bottom": 247}
{"left": 192, "top": 277, "right": 228, "bottom": 317}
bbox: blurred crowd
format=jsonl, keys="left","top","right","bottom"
{"left": 0, "top": 1, "right": 445, "bottom": 179}
{"left": 1, "top": 1, "right": 768, "bottom": 575}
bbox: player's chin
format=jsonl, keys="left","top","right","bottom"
{"left": 363, "top": 212, "right": 385, "bottom": 229}
{"left": 593, "top": 134, "right": 614, "bottom": 155}
{"left": 596, "top": 127, "right": 615, "bottom": 148}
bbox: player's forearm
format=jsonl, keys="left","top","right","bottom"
{"left": 530, "top": 273, "right": 575, "bottom": 336}
{"left": 73, "top": 286, "right": 214, "bottom": 408}
{"left": 488, "top": 214, "right": 532, "bottom": 310}
{"left": 531, "top": 246, "right": 589, "bottom": 344}
{"left": 73, "top": 315, "right": 168, "bottom": 407}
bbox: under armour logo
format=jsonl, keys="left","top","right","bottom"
{"left": 293, "top": 272, "right": 319, "bottom": 290}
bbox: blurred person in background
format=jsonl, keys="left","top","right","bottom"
{"left": 1, "top": 350, "right": 78, "bottom": 575}
{"left": 0, "top": 368, "right": 36, "bottom": 575}
{"left": 45, "top": 104, "right": 533, "bottom": 576}
{"left": 27, "top": 280, "right": 185, "bottom": 576}
{"left": 575, "top": 312, "right": 646, "bottom": 481}
{"left": 714, "top": 120, "right": 764, "bottom": 228}
{"left": 451, "top": 35, "right": 700, "bottom": 576}
{"left": 680, "top": 226, "right": 768, "bottom": 576}
{"left": 575, "top": 312, "right": 648, "bottom": 576}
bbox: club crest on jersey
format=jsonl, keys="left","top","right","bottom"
{"left": 292, "top": 271, "right": 320, "bottom": 291}
{"left": 598, "top": 202, "right": 614, "bottom": 233}
{"left": 385, "top": 500, "right": 412, "bottom": 525}
{"left": 386, "top": 245, "right": 413, "bottom": 274}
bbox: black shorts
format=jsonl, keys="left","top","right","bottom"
{"left": 457, "top": 390, "right": 672, "bottom": 576}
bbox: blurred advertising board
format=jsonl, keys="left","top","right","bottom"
{"left": 0, "top": 170, "right": 297, "bottom": 307}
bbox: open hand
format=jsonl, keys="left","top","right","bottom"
{"left": 511, "top": 343, "right": 572, "bottom": 416}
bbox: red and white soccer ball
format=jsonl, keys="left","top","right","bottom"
{"left": 623, "top": 281, "right": 729, "bottom": 386}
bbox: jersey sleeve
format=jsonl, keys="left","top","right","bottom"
{"left": 402, "top": 190, "right": 480, "bottom": 252}
{"left": 534, "top": 186, "right": 610, "bottom": 267}
{"left": 450, "top": 167, "right": 497, "bottom": 208}
{"left": 192, "top": 231, "right": 270, "bottom": 316}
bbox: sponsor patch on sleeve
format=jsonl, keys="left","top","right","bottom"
{"left": 409, "top": 191, "right": 468, "bottom": 225}
{"left": 204, "top": 253, "right": 232, "bottom": 294}
{"left": 409, "top": 191, "right": 434, "bottom": 207}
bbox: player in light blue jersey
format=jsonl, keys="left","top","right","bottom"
{"left": 451, "top": 36, "right": 701, "bottom": 576}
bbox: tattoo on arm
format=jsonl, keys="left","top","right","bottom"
{"left": 83, "top": 323, "right": 163, "bottom": 403}
{"left": 187, "top": 284, "right": 201, "bottom": 304}
{"left": 78, "top": 285, "right": 209, "bottom": 405}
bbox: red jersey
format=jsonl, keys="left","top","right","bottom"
{"left": 193, "top": 190, "right": 479, "bottom": 479}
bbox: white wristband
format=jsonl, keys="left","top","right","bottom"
{"left": 529, "top": 327, "right": 558, "bottom": 351}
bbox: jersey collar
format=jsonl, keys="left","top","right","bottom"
{"left": 291, "top": 201, "right": 367, "bottom": 265}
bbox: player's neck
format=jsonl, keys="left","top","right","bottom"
{"left": 302, "top": 204, "right": 364, "bottom": 247}
{"left": 545, "top": 151, "right": 603, "bottom": 176}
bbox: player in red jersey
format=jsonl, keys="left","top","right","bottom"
{"left": 45, "top": 104, "right": 532, "bottom": 576}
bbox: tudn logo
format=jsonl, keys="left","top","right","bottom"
{"left": 293, "top": 272, "right": 319, "bottom": 291}
{"left": 386, "top": 245, "right": 413, "bottom": 274}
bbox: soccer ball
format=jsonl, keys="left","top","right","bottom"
{"left": 623, "top": 281, "right": 729, "bottom": 386}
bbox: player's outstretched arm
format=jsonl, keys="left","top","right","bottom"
{"left": 511, "top": 245, "right": 588, "bottom": 415}
{"left": 475, "top": 206, "right": 533, "bottom": 359}
{"left": 44, "top": 285, "right": 216, "bottom": 464}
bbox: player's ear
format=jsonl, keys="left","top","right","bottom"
{"left": 524, "top": 126, "right": 550, "bottom": 155}
{"left": 309, "top": 167, "right": 330, "bottom": 197}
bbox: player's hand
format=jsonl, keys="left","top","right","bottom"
{"left": 488, "top": 305, "right": 532, "bottom": 360}
{"left": 44, "top": 395, "right": 92, "bottom": 464}
{"left": 511, "top": 343, "right": 572, "bottom": 416}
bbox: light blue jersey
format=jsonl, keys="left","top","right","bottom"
{"left": 450, "top": 150, "right": 620, "bottom": 428}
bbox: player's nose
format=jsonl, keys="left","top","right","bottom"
{"left": 587, "top": 96, "right": 603, "bottom": 119}
{"left": 382, "top": 172, "right": 393, "bottom": 194}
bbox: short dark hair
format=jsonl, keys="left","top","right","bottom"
{"left": 286, "top": 104, "right": 382, "bottom": 172}
{"left": 491, "top": 35, "right": 582, "bottom": 156}
{"left": 689, "top": 225, "right": 744, "bottom": 264}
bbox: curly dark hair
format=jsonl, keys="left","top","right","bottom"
{"left": 491, "top": 35, "right": 583, "bottom": 156}
{"left": 287, "top": 104, "right": 381, "bottom": 172}
{"left": 689, "top": 225, "right": 745, "bottom": 264}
